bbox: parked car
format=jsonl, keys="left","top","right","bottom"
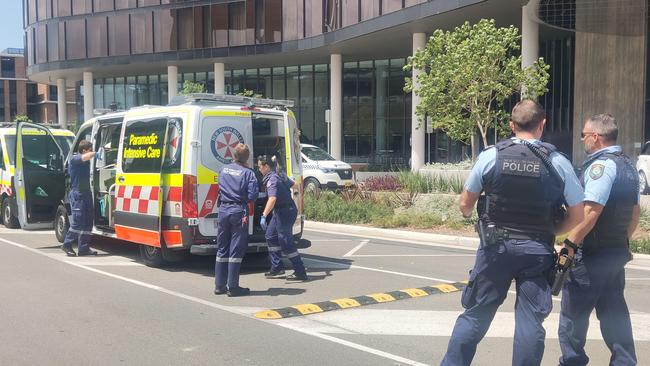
{"left": 638, "top": 141, "right": 650, "bottom": 194}
{"left": 300, "top": 144, "right": 354, "bottom": 191}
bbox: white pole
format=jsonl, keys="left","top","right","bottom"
{"left": 410, "top": 33, "right": 426, "bottom": 172}
{"left": 214, "top": 62, "right": 225, "bottom": 95}
{"left": 56, "top": 78, "right": 67, "bottom": 129}
{"left": 83, "top": 72, "right": 93, "bottom": 122}
{"left": 168, "top": 65, "right": 178, "bottom": 102}
{"left": 330, "top": 54, "right": 343, "bottom": 160}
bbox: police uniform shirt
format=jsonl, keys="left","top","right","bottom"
{"left": 68, "top": 153, "right": 91, "bottom": 192}
{"left": 583, "top": 145, "right": 640, "bottom": 206}
{"left": 265, "top": 172, "right": 294, "bottom": 205}
{"left": 218, "top": 163, "right": 259, "bottom": 204}
{"left": 464, "top": 137, "right": 584, "bottom": 207}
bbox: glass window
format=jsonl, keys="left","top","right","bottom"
{"left": 272, "top": 67, "right": 285, "bottom": 99}
{"left": 229, "top": 2, "right": 246, "bottom": 46}
{"left": 313, "top": 65, "right": 329, "bottom": 150}
{"left": 93, "top": 0, "right": 114, "bottom": 12}
{"left": 108, "top": 14, "right": 130, "bottom": 56}
{"left": 138, "top": 0, "right": 159, "bottom": 6}
{"left": 177, "top": 7, "right": 194, "bottom": 50}
{"left": 87, "top": 16, "right": 108, "bottom": 58}
{"left": 193, "top": 6, "right": 210, "bottom": 48}
{"left": 324, "top": 0, "right": 339, "bottom": 31}
{"left": 246, "top": 0, "right": 256, "bottom": 45}
{"left": 136, "top": 76, "right": 150, "bottom": 105}
{"left": 58, "top": 22, "right": 66, "bottom": 61}
{"left": 94, "top": 82, "right": 105, "bottom": 109}
{"left": 46, "top": 23, "right": 60, "bottom": 62}
{"left": 35, "top": 24, "right": 47, "bottom": 64}
{"left": 286, "top": 66, "right": 299, "bottom": 112}
{"left": 305, "top": 0, "right": 322, "bottom": 37}
{"left": 66, "top": 19, "right": 87, "bottom": 59}
{"left": 115, "top": 0, "right": 137, "bottom": 9}
{"left": 383, "top": 0, "right": 403, "bottom": 13}
{"left": 103, "top": 78, "right": 115, "bottom": 108}
{"left": 131, "top": 12, "right": 153, "bottom": 54}
{"left": 121, "top": 118, "right": 168, "bottom": 173}
{"left": 211, "top": 4, "right": 228, "bottom": 47}
{"left": 154, "top": 9, "right": 177, "bottom": 52}
{"left": 282, "top": 0, "right": 303, "bottom": 41}
{"left": 149, "top": 75, "right": 161, "bottom": 105}
{"left": 360, "top": 0, "right": 379, "bottom": 21}
{"left": 163, "top": 118, "right": 183, "bottom": 173}
{"left": 300, "top": 65, "right": 314, "bottom": 143}
{"left": 114, "top": 77, "right": 126, "bottom": 110}
{"left": 126, "top": 76, "right": 136, "bottom": 109}
{"left": 260, "top": 68, "right": 272, "bottom": 98}
{"left": 342, "top": 0, "right": 358, "bottom": 27}
{"left": 302, "top": 146, "right": 335, "bottom": 161}
{"left": 5, "top": 134, "right": 72, "bottom": 167}
{"left": 54, "top": 0, "right": 71, "bottom": 17}
{"left": 72, "top": 0, "right": 92, "bottom": 15}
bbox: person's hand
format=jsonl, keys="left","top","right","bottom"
{"left": 562, "top": 238, "right": 579, "bottom": 258}
{"left": 561, "top": 244, "right": 575, "bottom": 258}
{"left": 260, "top": 215, "right": 268, "bottom": 231}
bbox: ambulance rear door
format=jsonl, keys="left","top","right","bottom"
{"left": 197, "top": 110, "right": 253, "bottom": 237}
{"left": 14, "top": 122, "right": 66, "bottom": 229}
{"left": 114, "top": 116, "right": 169, "bottom": 246}
{"left": 284, "top": 112, "right": 303, "bottom": 235}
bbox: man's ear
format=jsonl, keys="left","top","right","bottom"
{"left": 539, "top": 118, "right": 547, "bottom": 131}
{"left": 509, "top": 121, "right": 515, "bottom": 133}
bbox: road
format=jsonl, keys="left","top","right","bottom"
{"left": 0, "top": 225, "right": 649, "bottom": 366}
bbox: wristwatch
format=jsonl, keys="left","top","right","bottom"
{"left": 563, "top": 238, "right": 580, "bottom": 251}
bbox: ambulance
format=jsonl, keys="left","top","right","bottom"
{"left": 0, "top": 123, "right": 74, "bottom": 229}
{"left": 14, "top": 94, "right": 305, "bottom": 266}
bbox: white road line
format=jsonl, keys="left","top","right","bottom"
{"left": 0, "top": 236, "right": 429, "bottom": 366}
{"left": 627, "top": 278, "right": 650, "bottom": 281}
{"left": 308, "top": 239, "right": 354, "bottom": 242}
{"left": 343, "top": 240, "right": 368, "bottom": 257}
{"left": 349, "top": 254, "right": 475, "bottom": 257}
{"left": 0, "top": 230, "right": 54, "bottom": 235}
{"left": 626, "top": 265, "right": 650, "bottom": 272}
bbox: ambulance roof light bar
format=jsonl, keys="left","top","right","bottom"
{"left": 169, "top": 93, "right": 295, "bottom": 110}
{"left": 0, "top": 121, "right": 66, "bottom": 129}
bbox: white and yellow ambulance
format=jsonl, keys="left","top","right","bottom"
{"left": 0, "top": 123, "right": 74, "bottom": 229}
{"left": 14, "top": 94, "right": 305, "bottom": 266}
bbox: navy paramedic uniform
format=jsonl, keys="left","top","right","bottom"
{"left": 214, "top": 163, "right": 259, "bottom": 290}
{"left": 264, "top": 171, "right": 306, "bottom": 277}
{"left": 441, "top": 138, "right": 583, "bottom": 366}
{"left": 558, "top": 145, "right": 638, "bottom": 366}
{"left": 63, "top": 153, "right": 94, "bottom": 254}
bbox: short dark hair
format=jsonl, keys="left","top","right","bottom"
{"left": 510, "top": 99, "right": 546, "bottom": 132}
{"left": 257, "top": 154, "right": 277, "bottom": 170}
{"left": 587, "top": 114, "right": 618, "bottom": 142}
{"left": 78, "top": 140, "right": 92, "bottom": 153}
{"left": 233, "top": 143, "right": 250, "bottom": 164}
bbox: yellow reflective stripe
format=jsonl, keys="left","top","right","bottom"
{"left": 292, "top": 304, "right": 323, "bottom": 315}
{"left": 330, "top": 298, "right": 361, "bottom": 309}
{"left": 51, "top": 131, "right": 74, "bottom": 136}
{"left": 202, "top": 110, "right": 251, "bottom": 117}
{"left": 401, "top": 288, "right": 429, "bottom": 298}
{"left": 284, "top": 123, "right": 292, "bottom": 174}
{"left": 197, "top": 164, "right": 218, "bottom": 185}
{"left": 9, "top": 166, "right": 14, "bottom": 175}
{"left": 115, "top": 173, "right": 161, "bottom": 187}
{"left": 0, "top": 180, "right": 10, "bottom": 185}
{"left": 367, "top": 293, "right": 396, "bottom": 303}
{"left": 162, "top": 173, "right": 183, "bottom": 187}
{"left": 254, "top": 310, "right": 283, "bottom": 319}
{"left": 432, "top": 284, "right": 460, "bottom": 293}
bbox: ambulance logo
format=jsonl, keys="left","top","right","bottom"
{"left": 166, "top": 119, "right": 182, "bottom": 166}
{"left": 210, "top": 126, "right": 245, "bottom": 164}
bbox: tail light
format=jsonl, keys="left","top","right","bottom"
{"left": 182, "top": 174, "right": 198, "bottom": 218}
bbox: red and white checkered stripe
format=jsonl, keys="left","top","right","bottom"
{"left": 116, "top": 185, "right": 160, "bottom": 216}
{"left": 162, "top": 186, "right": 182, "bottom": 217}
{"left": 0, "top": 183, "right": 12, "bottom": 197}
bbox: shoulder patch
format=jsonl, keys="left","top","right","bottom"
{"left": 589, "top": 163, "right": 605, "bottom": 180}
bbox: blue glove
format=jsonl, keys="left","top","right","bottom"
{"left": 260, "top": 215, "right": 268, "bottom": 231}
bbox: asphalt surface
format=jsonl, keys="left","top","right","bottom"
{"left": 1, "top": 226, "right": 649, "bottom": 366}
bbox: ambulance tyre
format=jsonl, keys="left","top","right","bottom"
{"left": 139, "top": 245, "right": 166, "bottom": 268}
{"left": 2, "top": 197, "right": 19, "bottom": 229}
{"left": 54, "top": 205, "right": 69, "bottom": 243}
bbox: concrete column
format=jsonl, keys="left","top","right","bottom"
{"left": 410, "top": 33, "right": 426, "bottom": 172}
{"left": 330, "top": 53, "right": 342, "bottom": 160}
{"left": 83, "top": 71, "right": 93, "bottom": 122}
{"left": 214, "top": 62, "right": 225, "bottom": 95}
{"left": 168, "top": 65, "right": 178, "bottom": 102}
{"left": 521, "top": 3, "right": 539, "bottom": 69}
{"left": 56, "top": 78, "right": 67, "bottom": 129}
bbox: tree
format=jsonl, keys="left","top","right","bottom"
{"left": 405, "top": 19, "right": 550, "bottom": 158}
{"left": 13, "top": 114, "right": 32, "bottom": 123}
{"left": 180, "top": 80, "right": 206, "bottom": 95}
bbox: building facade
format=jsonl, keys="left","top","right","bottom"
{"left": 23, "top": 0, "right": 649, "bottom": 167}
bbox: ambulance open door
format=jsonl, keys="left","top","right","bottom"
{"left": 284, "top": 112, "right": 303, "bottom": 235}
{"left": 14, "top": 122, "right": 66, "bottom": 229}
{"left": 114, "top": 117, "right": 169, "bottom": 246}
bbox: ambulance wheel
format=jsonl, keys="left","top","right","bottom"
{"left": 2, "top": 197, "right": 19, "bottom": 229}
{"left": 640, "top": 171, "right": 649, "bottom": 195}
{"left": 304, "top": 178, "right": 320, "bottom": 194}
{"left": 54, "top": 205, "right": 69, "bottom": 243}
{"left": 139, "top": 245, "right": 166, "bottom": 268}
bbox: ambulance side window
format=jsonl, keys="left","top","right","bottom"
{"left": 162, "top": 118, "right": 183, "bottom": 173}
{"left": 0, "top": 142, "right": 5, "bottom": 170}
{"left": 122, "top": 118, "right": 167, "bottom": 173}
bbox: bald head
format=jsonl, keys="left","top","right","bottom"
{"left": 510, "top": 99, "right": 546, "bottom": 133}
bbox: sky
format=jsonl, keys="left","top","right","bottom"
{"left": 0, "top": 1, "right": 24, "bottom": 51}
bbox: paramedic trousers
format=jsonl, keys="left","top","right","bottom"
{"left": 214, "top": 203, "right": 248, "bottom": 289}
{"left": 63, "top": 190, "right": 93, "bottom": 253}
{"left": 441, "top": 239, "right": 555, "bottom": 366}
{"left": 558, "top": 247, "right": 636, "bottom": 366}
{"left": 265, "top": 204, "right": 306, "bottom": 276}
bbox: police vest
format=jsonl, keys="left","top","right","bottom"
{"left": 482, "top": 139, "right": 564, "bottom": 235}
{"left": 579, "top": 150, "right": 638, "bottom": 251}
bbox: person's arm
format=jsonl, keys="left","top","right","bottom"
{"left": 459, "top": 148, "right": 494, "bottom": 217}
{"left": 247, "top": 170, "right": 259, "bottom": 203}
{"left": 80, "top": 151, "right": 95, "bottom": 162}
{"left": 262, "top": 175, "right": 278, "bottom": 216}
{"left": 628, "top": 204, "right": 641, "bottom": 238}
{"left": 460, "top": 191, "right": 480, "bottom": 218}
{"left": 550, "top": 153, "right": 585, "bottom": 236}
{"left": 555, "top": 203, "right": 585, "bottom": 235}
{"left": 565, "top": 202, "right": 603, "bottom": 243}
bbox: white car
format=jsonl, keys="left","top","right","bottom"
{"left": 638, "top": 141, "right": 650, "bottom": 194}
{"left": 301, "top": 144, "right": 354, "bottom": 191}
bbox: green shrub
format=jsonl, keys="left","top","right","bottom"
{"left": 395, "top": 170, "right": 464, "bottom": 194}
{"left": 639, "top": 208, "right": 650, "bottom": 232}
{"left": 303, "top": 191, "right": 391, "bottom": 224}
{"left": 630, "top": 236, "right": 650, "bottom": 254}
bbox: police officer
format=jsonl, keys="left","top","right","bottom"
{"left": 257, "top": 155, "right": 308, "bottom": 282}
{"left": 61, "top": 140, "right": 97, "bottom": 257}
{"left": 214, "top": 143, "right": 259, "bottom": 297}
{"left": 441, "top": 100, "right": 584, "bottom": 366}
{"left": 558, "top": 114, "right": 639, "bottom": 366}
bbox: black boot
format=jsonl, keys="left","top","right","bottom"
{"left": 227, "top": 286, "right": 250, "bottom": 297}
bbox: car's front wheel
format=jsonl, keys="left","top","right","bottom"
{"left": 303, "top": 177, "right": 321, "bottom": 194}
{"left": 640, "top": 171, "right": 649, "bottom": 195}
